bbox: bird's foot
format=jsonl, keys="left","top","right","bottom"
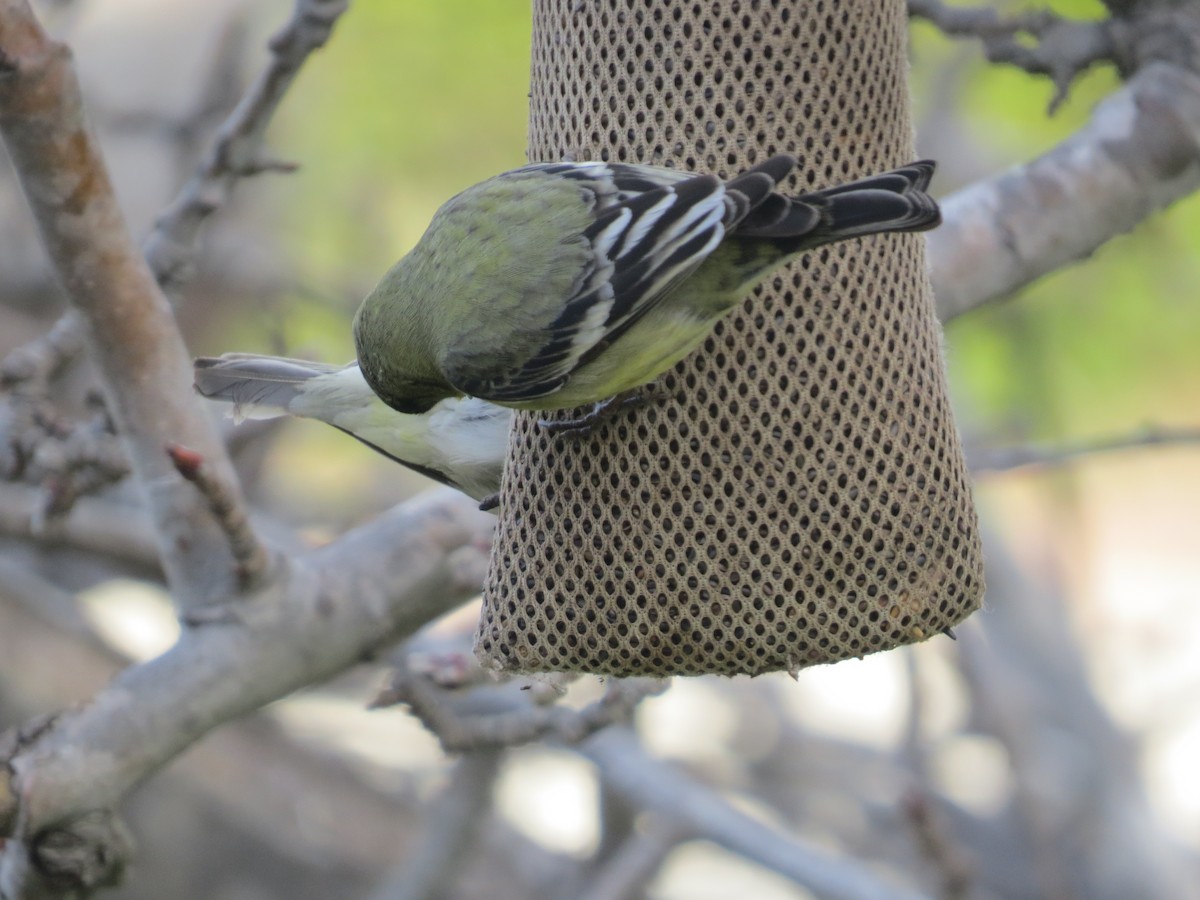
{"left": 478, "top": 493, "right": 501, "bottom": 512}
{"left": 537, "top": 396, "right": 626, "bottom": 437}
{"left": 536, "top": 389, "right": 667, "bottom": 438}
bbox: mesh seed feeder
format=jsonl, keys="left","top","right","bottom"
{"left": 476, "top": 0, "right": 985, "bottom": 677}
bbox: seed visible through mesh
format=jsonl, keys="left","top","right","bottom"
{"left": 476, "top": 0, "right": 985, "bottom": 677}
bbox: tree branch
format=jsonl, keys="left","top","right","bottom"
{"left": 1101, "top": 0, "right": 1139, "bottom": 17}
{"left": 575, "top": 818, "right": 686, "bottom": 900}
{"left": 0, "top": 558, "right": 540, "bottom": 900}
{"left": 375, "top": 669, "right": 921, "bottom": 898}
{"left": 0, "top": 483, "right": 159, "bottom": 568}
{"left": 0, "top": 0, "right": 254, "bottom": 610}
{"left": 0, "top": 489, "right": 495, "bottom": 893}
{"left": 930, "top": 63, "right": 1200, "bottom": 321}
{"left": 0, "top": 0, "right": 350, "bottom": 520}
{"left": 582, "top": 729, "right": 925, "bottom": 900}
{"left": 167, "top": 443, "right": 272, "bottom": 590}
{"left": 909, "top": 0, "right": 1117, "bottom": 112}
{"left": 376, "top": 666, "right": 667, "bottom": 754}
{"left": 141, "top": 0, "right": 350, "bottom": 290}
{"left": 365, "top": 751, "right": 503, "bottom": 900}
{"left": 0, "top": 313, "right": 84, "bottom": 390}
{"left": 898, "top": 652, "right": 973, "bottom": 899}
{"left": 949, "top": 528, "right": 1196, "bottom": 897}
{"left": 3, "top": 2, "right": 1196, "bottom": 896}
{"left": 967, "top": 426, "right": 1200, "bottom": 474}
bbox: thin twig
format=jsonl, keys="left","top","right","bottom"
{"left": 374, "top": 668, "right": 668, "bottom": 754}
{"left": 366, "top": 751, "right": 503, "bottom": 900}
{"left": 899, "top": 650, "right": 973, "bottom": 900}
{"left": 967, "top": 426, "right": 1200, "bottom": 474}
{"left": 900, "top": 792, "right": 972, "bottom": 900}
{"left": 0, "top": 312, "right": 85, "bottom": 389}
{"left": 142, "top": 0, "right": 350, "bottom": 290}
{"left": 0, "top": 483, "right": 160, "bottom": 567}
{"left": 575, "top": 818, "right": 687, "bottom": 900}
{"left": 0, "top": 383, "right": 130, "bottom": 522}
{"left": 908, "top": 0, "right": 1117, "bottom": 112}
{"left": 168, "top": 443, "right": 271, "bottom": 589}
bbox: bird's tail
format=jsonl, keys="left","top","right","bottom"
{"left": 726, "top": 157, "right": 940, "bottom": 253}
{"left": 194, "top": 353, "right": 344, "bottom": 422}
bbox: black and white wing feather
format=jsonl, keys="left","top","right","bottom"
{"left": 442, "top": 154, "right": 939, "bottom": 405}
{"left": 456, "top": 165, "right": 728, "bottom": 403}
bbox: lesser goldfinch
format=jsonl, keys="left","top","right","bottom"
{"left": 352, "top": 155, "right": 939, "bottom": 418}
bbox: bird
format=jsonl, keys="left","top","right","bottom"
{"left": 352, "top": 154, "right": 940, "bottom": 425}
{"left": 193, "top": 353, "right": 511, "bottom": 506}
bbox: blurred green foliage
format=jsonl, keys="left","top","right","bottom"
{"left": 268, "top": 0, "right": 1199, "bottom": 456}
{"left": 912, "top": 0, "right": 1200, "bottom": 442}
{"left": 272, "top": 0, "right": 532, "bottom": 360}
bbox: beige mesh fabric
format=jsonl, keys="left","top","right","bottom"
{"left": 475, "top": 0, "right": 985, "bottom": 677}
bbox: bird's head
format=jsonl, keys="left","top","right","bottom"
{"left": 353, "top": 290, "right": 451, "bottom": 415}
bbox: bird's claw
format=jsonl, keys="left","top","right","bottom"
{"left": 536, "top": 389, "right": 667, "bottom": 438}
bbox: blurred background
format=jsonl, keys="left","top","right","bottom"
{"left": 2, "top": 0, "right": 1199, "bottom": 897}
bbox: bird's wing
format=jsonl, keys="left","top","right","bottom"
{"left": 193, "top": 354, "right": 348, "bottom": 421}
{"left": 445, "top": 164, "right": 728, "bottom": 404}
{"left": 196, "top": 353, "right": 508, "bottom": 500}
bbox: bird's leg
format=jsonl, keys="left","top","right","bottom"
{"left": 536, "top": 395, "right": 626, "bottom": 436}
{"left": 536, "top": 388, "right": 667, "bottom": 437}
